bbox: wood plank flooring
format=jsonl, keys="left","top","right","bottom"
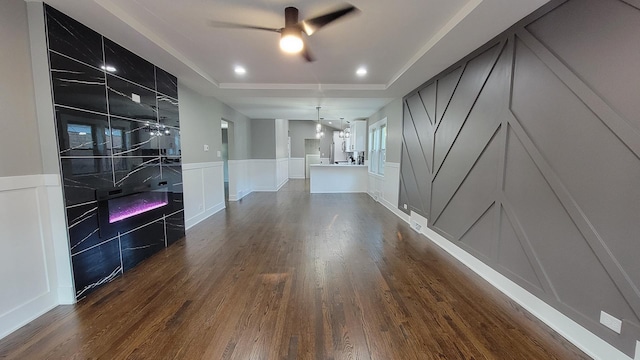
{"left": 0, "top": 180, "right": 589, "bottom": 359}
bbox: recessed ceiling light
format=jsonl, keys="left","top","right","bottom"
{"left": 234, "top": 66, "right": 246, "bottom": 75}
{"left": 101, "top": 65, "right": 116, "bottom": 72}
{"left": 329, "top": 121, "right": 332, "bottom": 124}
{"left": 356, "top": 67, "right": 367, "bottom": 76}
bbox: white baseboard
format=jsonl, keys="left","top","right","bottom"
{"left": 229, "top": 189, "right": 252, "bottom": 202}
{"left": 57, "top": 286, "right": 76, "bottom": 305}
{"left": 392, "top": 210, "right": 634, "bottom": 360}
{"left": 0, "top": 292, "right": 58, "bottom": 340}
{"left": 379, "top": 196, "right": 410, "bottom": 223}
{"left": 289, "top": 176, "right": 305, "bottom": 179}
{"left": 276, "top": 177, "right": 288, "bottom": 191}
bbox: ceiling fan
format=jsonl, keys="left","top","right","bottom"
{"left": 208, "top": 3, "right": 359, "bottom": 62}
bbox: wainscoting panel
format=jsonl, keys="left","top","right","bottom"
{"left": 0, "top": 175, "right": 73, "bottom": 340}
{"left": 288, "top": 158, "right": 305, "bottom": 179}
{"left": 289, "top": 158, "right": 304, "bottom": 179}
{"left": 182, "top": 162, "right": 225, "bottom": 229}
{"left": 276, "top": 158, "right": 289, "bottom": 190}
{"left": 398, "top": 0, "right": 640, "bottom": 355}
{"left": 228, "top": 159, "right": 252, "bottom": 201}
{"left": 250, "top": 159, "right": 281, "bottom": 192}
{"left": 367, "top": 163, "right": 408, "bottom": 222}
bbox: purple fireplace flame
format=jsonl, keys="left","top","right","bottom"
{"left": 108, "top": 191, "right": 168, "bottom": 223}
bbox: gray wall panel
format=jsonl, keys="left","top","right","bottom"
{"left": 406, "top": 94, "right": 433, "bottom": 173}
{"left": 435, "top": 67, "right": 463, "bottom": 125}
{"left": 431, "top": 46, "right": 508, "bottom": 221}
{"left": 402, "top": 103, "right": 430, "bottom": 216}
{"left": 458, "top": 204, "right": 496, "bottom": 263}
{"left": 433, "top": 44, "right": 501, "bottom": 173}
{"left": 432, "top": 132, "right": 500, "bottom": 242}
{"left": 512, "top": 38, "right": 640, "bottom": 303}
{"left": 398, "top": 0, "right": 640, "bottom": 354}
{"left": 400, "top": 140, "right": 425, "bottom": 215}
{"left": 497, "top": 208, "right": 545, "bottom": 293}
{"left": 527, "top": 0, "right": 640, "bottom": 132}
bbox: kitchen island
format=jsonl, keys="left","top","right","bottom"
{"left": 309, "top": 164, "right": 368, "bottom": 193}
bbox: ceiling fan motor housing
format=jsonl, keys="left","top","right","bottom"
{"left": 284, "top": 7, "right": 299, "bottom": 27}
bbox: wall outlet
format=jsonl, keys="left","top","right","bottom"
{"left": 131, "top": 93, "right": 141, "bottom": 103}
{"left": 203, "top": 144, "right": 209, "bottom": 152}
{"left": 403, "top": 204, "right": 408, "bottom": 210}
{"left": 217, "top": 150, "right": 221, "bottom": 157}
{"left": 600, "top": 311, "right": 622, "bottom": 334}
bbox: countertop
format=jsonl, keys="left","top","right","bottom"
{"left": 310, "top": 164, "right": 367, "bottom": 167}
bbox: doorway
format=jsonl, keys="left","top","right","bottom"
{"left": 221, "top": 120, "right": 229, "bottom": 202}
{"left": 304, "top": 138, "right": 320, "bottom": 178}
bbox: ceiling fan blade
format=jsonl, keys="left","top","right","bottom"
{"left": 300, "top": 38, "right": 315, "bottom": 62}
{"left": 208, "top": 20, "right": 282, "bottom": 33}
{"left": 299, "top": 4, "right": 359, "bottom": 36}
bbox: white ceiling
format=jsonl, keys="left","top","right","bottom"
{"left": 41, "top": 0, "right": 549, "bottom": 122}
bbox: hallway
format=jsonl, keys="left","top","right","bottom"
{"left": 0, "top": 180, "right": 588, "bottom": 359}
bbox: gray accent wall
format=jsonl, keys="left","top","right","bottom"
{"left": 0, "top": 0, "right": 43, "bottom": 177}
{"left": 398, "top": 0, "right": 640, "bottom": 355}
{"left": 250, "top": 119, "right": 276, "bottom": 159}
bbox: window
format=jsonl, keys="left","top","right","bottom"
{"left": 67, "top": 124, "right": 93, "bottom": 149}
{"left": 368, "top": 118, "right": 387, "bottom": 176}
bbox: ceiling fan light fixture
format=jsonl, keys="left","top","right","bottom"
{"left": 280, "top": 28, "right": 304, "bottom": 53}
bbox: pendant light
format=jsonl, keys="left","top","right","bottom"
{"left": 339, "top": 118, "right": 345, "bottom": 138}
{"left": 315, "top": 106, "right": 324, "bottom": 139}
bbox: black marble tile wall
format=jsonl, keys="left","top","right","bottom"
{"left": 45, "top": 5, "right": 103, "bottom": 68}
{"left": 71, "top": 238, "right": 122, "bottom": 299}
{"left": 49, "top": 52, "right": 107, "bottom": 114}
{"left": 104, "top": 38, "right": 156, "bottom": 91}
{"left": 107, "top": 75, "right": 157, "bottom": 121}
{"left": 166, "top": 210, "right": 186, "bottom": 246}
{"left": 120, "top": 220, "right": 166, "bottom": 271}
{"left": 45, "top": 4, "right": 185, "bottom": 300}
{"left": 156, "top": 68, "right": 178, "bottom": 99}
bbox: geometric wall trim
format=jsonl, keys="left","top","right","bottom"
{"left": 399, "top": 0, "right": 640, "bottom": 355}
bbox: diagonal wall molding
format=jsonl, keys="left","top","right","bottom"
{"left": 399, "top": 0, "right": 640, "bottom": 355}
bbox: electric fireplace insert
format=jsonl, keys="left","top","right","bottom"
{"left": 96, "top": 181, "right": 170, "bottom": 238}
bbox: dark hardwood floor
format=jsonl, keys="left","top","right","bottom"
{"left": 0, "top": 180, "right": 589, "bottom": 359}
